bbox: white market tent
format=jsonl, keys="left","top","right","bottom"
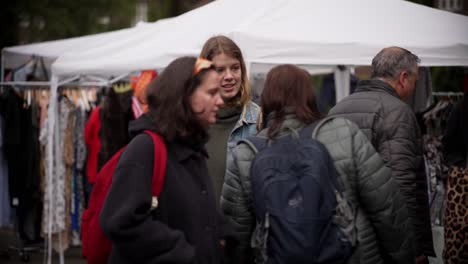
{"left": 231, "top": 0, "right": 468, "bottom": 67}
{"left": 46, "top": 0, "right": 468, "bottom": 100}
{"left": 1, "top": 1, "right": 468, "bottom": 262}
{"left": 1, "top": 19, "right": 172, "bottom": 82}
{"left": 50, "top": 0, "right": 272, "bottom": 77}
{"left": 49, "top": 0, "right": 468, "bottom": 78}
{"left": 4, "top": 0, "right": 468, "bottom": 89}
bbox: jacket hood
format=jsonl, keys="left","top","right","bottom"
{"left": 355, "top": 79, "right": 400, "bottom": 99}
{"left": 128, "top": 113, "right": 156, "bottom": 139}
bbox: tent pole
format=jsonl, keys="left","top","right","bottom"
{"left": 334, "top": 65, "right": 350, "bottom": 103}
{"left": 1, "top": 50, "right": 5, "bottom": 83}
{"left": 109, "top": 73, "right": 130, "bottom": 84}
{"left": 86, "top": 75, "right": 109, "bottom": 83}
{"left": 0, "top": 81, "right": 51, "bottom": 86}
{"left": 58, "top": 75, "right": 80, "bottom": 86}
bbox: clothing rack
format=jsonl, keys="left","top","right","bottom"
{"left": 1, "top": 58, "right": 131, "bottom": 263}
{"left": 432, "top": 91, "right": 464, "bottom": 97}
{"left": 0, "top": 85, "right": 99, "bottom": 263}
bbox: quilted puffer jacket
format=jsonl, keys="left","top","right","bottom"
{"left": 329, "top": 79, "right": 435, "bottom": 257}
{"left": 220, "top": 115, "right": 414, "bottom": 264}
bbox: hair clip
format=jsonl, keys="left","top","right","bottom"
{"left": 193, "top": 57, "right": 213, "bottom": 76}
{"left": 112, "top": 83, "right": 133, "bottom": 94}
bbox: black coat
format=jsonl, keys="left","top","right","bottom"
{"left": 443, "top": 92, "right": 468, "bottom": 167}
{"left": 329, "top": 79, "right": 435, "bottom": 257}
{"left": 100, "top": 114, "right": 230, "bottom": 264}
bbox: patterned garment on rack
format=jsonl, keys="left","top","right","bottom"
{"left": 423, "top": 135, "right": 450, "bottom": 225}
{"left": 71, "top": 107, "right": 86, "bottom": 246}
{"left": 443, "top": 166, "right": 468, "bottom": 263}
{"left": 40, "top": 97, "right": 74, "bottom": 253}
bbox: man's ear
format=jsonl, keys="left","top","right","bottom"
{"left": 393, "top": 71, "right": 407, "bottom": 98}
{"left": 399, "top": 71, "right": 409, "bottom": 86}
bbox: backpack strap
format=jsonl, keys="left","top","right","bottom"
{"left": 311, "top": 116, "right": 336, "bottom": 139}
{"left": 238, "top": 136, "right": 268, "bottom": 155}
{"left": 143, "top": 130, "right": 167, "bottom": 196}
{"left": 297, "top": 116, "right": 338, "bottom": 139}
{"left": 298, "top": 120, "right": 320, "bottom": 139}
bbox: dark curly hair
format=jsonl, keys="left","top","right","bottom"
{"left": 145, "top": 56, "right": 215, "bottom": 143}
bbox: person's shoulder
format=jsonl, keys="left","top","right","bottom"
{"left": 316, "top": 117, "right": 357, "bottom": 138}
{"left": 131, "top": 132, "right": 154, "bottom": 145}
{"left": 235, "top": 138, "right": 258, "bottom": 161}
{"left": 243, "top": 101, "right": 261, "bottom": 123}
{"left": 245, "top": 100, "right": 260, "bottom": 114}
{"left": 123, "top": 132, "right": 155, "bottom": 158}
{"left": 330, "top": 91, "right": 382, "bottom": 115}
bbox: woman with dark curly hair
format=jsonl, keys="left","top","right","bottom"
{"left": 100, "top": 56, "right": 231, "bottom": 264}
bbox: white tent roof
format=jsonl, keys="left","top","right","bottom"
{"left": 1, "top": 20, "right": 171, "bottom": 71}
{"left": 52, "top": 0, "right": 270, "bottom": 77}
{"left": 3, "top": 0, "right": 468, "bottom": 78}
{"left": 49, "top": 0, "right": 468, "bottom": 77}
{"left": 230, "top": 0, "right": 468, "bottom": 67}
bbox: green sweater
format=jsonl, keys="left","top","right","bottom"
{"left": 206, "top": 105, "right": 242, "bottom": 203}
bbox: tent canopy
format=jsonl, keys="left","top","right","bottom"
{"left": 231, "top": 0, "right": 468, "bottom": 67}
{"left": 49, "top": 0, "right": 468, "bottom": 78}
{"left": 51, "top": 0, "right": 270, "bottom": 77}
{"left": 2, "top": 19, "right": 171, "bottom": 72}
{"left": 3, "top": 0, "right": 468, "bottom": 78}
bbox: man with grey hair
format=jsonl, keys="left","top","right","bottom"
{"left": 329, "top": 47, "right": 435, "bottom": 264}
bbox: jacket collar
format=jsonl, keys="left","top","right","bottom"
{"left": 239, "top": 101, "right": 259, "bottom": 125}
{"left": 355, "top": 79, "right": 401, "bottom": 99}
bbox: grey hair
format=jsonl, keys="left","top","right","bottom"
{"left": 371, "top": 46, "right": 420, "bottom": 79}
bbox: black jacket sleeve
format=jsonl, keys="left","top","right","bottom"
{"left": 100, "top": 134, "right": 195, "bottom": 263}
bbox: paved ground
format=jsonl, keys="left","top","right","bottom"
{"left": 428, "top": 226, "right": 444, "bottom": 264}
{"left": 0, "top": 228, "right": 85, "bottom": 264}
{"left": 1, "top": 226, "right": 445, "bottom": 264}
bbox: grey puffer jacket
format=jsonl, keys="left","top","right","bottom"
{"left": 329, "top": 79, "right": 435, "bottom": 257}
{"left": 221, "top": 115, "right": 414, "bottom": 264}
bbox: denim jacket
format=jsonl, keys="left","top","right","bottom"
{"left": 226, "top": 101, "right": 260, "bottom": 157}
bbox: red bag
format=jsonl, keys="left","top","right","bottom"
{"left": 81, "top": 130, "right": 167, "bottom": 264}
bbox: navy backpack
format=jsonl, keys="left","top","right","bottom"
{"left": 241, "top": 121, "right": 355, "bottom": 264}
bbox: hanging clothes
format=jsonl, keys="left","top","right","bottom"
{"left": 421, "top": 97, "right": 457, "bottom": 226}
{"left": 3, "top": 87, "right": 42, "bottom": 241}
{"left": 97, "top": 87, "right": 134, "bottom": 169}
{"left": 40, "top": 95, "right": 75, "bottom": 253}
{"left": 408, "top": 67, "right": 433, "bottom": 113}
{"left": 441, "top": 92, "right": 468, "bottom": 262}
{"left": 442, "top": 166, "right": 468, "bottom": 263}
{"left": 0, "top": 113, "right": 12, "bottom": 227}
{"left": 71, "top": 106, "right": 87, "bottom": 246}
{"left": 84, "top": 106, "right": 101, "bottom": 184}
{"left": 442, "top": 92, "right": 468, "bottom": 167}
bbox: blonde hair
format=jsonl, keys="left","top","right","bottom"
{"left": 200, "top": 35, "right": 250, "bottom": 106}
